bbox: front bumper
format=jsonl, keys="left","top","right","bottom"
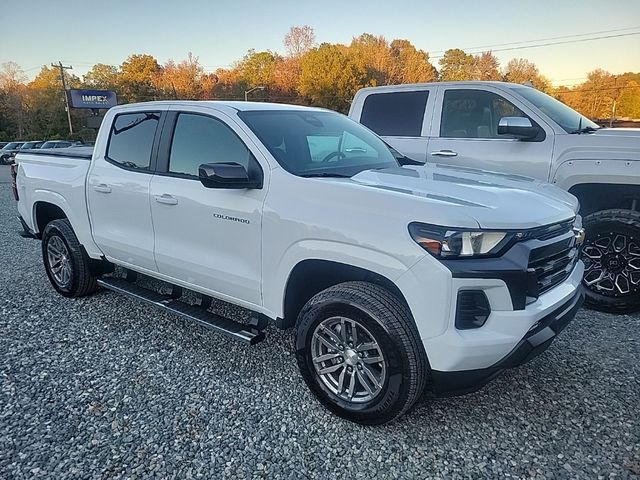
{"left": 430, "top": 284, "right": 584, "bottom": 396}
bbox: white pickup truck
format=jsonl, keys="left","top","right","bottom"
{"left": 13, "top": 101, "right": 584, "bottom": 424}
{"left": 349, "top": 81, "right": 640, "bottom": 313}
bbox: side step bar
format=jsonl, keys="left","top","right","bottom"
{"left": 97, "top": 277, "right": 266, "bottom": 345}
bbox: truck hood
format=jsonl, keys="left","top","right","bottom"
{"left": 349, "top": 164, "right": 578, "bottom": 230}
{"left": 592, "top": 127, "right": 640, "bottom": 138}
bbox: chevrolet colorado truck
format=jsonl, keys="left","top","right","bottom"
{"left": 14, "top": 101, "right": 584, "bottom": 424}
{"left": 349, "top": 82, "right": 640, "bottom": 313}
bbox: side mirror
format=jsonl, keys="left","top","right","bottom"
{"left": 498, "top": 117, "right": 540, "bottom": 140}
{"left": 198, "top": 162, "right": 261, "bottom": 189}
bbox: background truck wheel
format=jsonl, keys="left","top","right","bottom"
{"left": 582, "top": 209, "right": 640, "bottom": 313}
{"left": 295, "top": 281, "right": 428, "bottom": 425}
{"left": 42, "top": 219, "right": 99, "bottom": 297}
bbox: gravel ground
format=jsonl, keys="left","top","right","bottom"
{"left": 0, "top": 165, "right": 639, "bottom": 479}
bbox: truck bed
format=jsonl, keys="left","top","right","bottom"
{"left": 15, "top": 147, "right": 101, "bottom": 257}
{"left": 24, "top": 146, "right": 94, "bottom": 160}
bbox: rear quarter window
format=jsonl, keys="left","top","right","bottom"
{"left": 360, "top": 90, "right": 428, "bottom": 137}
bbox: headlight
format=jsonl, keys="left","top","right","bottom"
{"left": 409, "top": 222, "right": 513, "bottom": 258}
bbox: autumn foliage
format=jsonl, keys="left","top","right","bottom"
{"left": 1, "top": 26, "right": 639, "bottom": 141}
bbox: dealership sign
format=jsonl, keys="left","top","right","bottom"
{"left": 68, "top": 89, "right": 118, "bottom": 109}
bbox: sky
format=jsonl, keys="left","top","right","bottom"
{"left": 2, "top": 0, "right": 639, "bottom": 86}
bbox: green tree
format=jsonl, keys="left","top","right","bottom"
{"left": 616, "top": 77, "right": 640, "bottom": 118}
{"left": 236, "top": 50, "right": 279, "bottom": 91}
{"left": 439, "top": 49, "right": 476, "bottom": 81}
{"left": 389, "top": 39, "right": 437, "bottom": 84}
{"left": 503, "top": 58, "right": 550, "bottom": 91}
{"left": 27, "top": 65, "right": 81, "bottom": 138}
{"left": 299, "top": 43, "right": 368, "bottom": 112}
{"left": 83, "top": 63, "right": 119, "bottom": 90}
{"left": 117, "top": 54, "right": 161, "bottom": 102}
{"left": 350, "top": 33, "right": 392, "bottom": 86}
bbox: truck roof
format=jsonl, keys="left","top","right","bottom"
{"left": 354, "top": 80, "right": 525, "bottom": 94}
{"left": 113, "top": 100, "right": 328, "bottom": 114}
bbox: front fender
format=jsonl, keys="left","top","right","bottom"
{"left": 552, "top": 158, "right": 640, "bottom": 191}
{"left": 264, "top": 239, "right": 424, "bottom": 319}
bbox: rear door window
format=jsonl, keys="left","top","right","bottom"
{"left": 360, "top": 90, "right": 428, "bottom": 137}
{"left": 107, "top": 112, "right": 160, "bottom": 170}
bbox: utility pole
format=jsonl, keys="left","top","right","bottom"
{"left": 51, "top": 61, "right": 74, "bottom": 134}
{"left": 610, "top": 76, "right": 619, "bottom": 128}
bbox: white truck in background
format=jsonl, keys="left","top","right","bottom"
{"left": 349, "top": 81, "right": 640, "bottom": 313}
{"left": 13, "top": 100, "right": 584, "bottom": 424}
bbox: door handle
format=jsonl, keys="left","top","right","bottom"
{"left": 431, "top": 150, "right": 458, "bottom": 157}
{"left": 345, "top": 147, "right": 367, "bottom": 153}
{"left": 154, "top": 194, "right": 178, "bottom": 205}
{"left": 93, "top": 183, "right": 112, "bottom": 193}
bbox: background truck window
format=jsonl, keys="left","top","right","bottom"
{"left": 440, "top": 89, "right": 527, "bottom": 139}
{"left": 360, "top": 90, "right": 428, "bottom": 137}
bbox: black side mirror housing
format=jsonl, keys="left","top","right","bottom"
{"left": 198, "top": 162, "right": 262, "bottom": 189}
{"left": 497, "top": 117, "right": 540, "bottom": 140}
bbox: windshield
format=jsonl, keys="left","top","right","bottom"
{"left": 3, "top": 142, "right": 21, "bottom": 149}
{"left": 238, "top": 110, "right": 398, "bottom": 177}
{"left": 511, "top": 87, "right": 599, "bottom": 133}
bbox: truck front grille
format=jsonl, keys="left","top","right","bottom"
{"left": 528, "top": 232, "right": 579, "bottom": 296}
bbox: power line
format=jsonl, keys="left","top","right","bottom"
{"left": 428, "top": 26, "right": 640, "bottom": 55}
{"left": 429, "top": 31, "right": 640, "bottom": 59}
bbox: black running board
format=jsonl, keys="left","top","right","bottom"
{"left": 97, "top": 277, "right": 265, "bottom": 345}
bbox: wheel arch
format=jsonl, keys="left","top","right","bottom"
{"left": 33, "top": 201, "right": 68, "bottom": 237}
{"left": 279, "top": 259, "right": 410, "bottom": 329}
{"left": 567, "top": 183, "right": 640, "bottom": 216}
{"left": 28, "top": 190, "right": 104, "bottom": 258}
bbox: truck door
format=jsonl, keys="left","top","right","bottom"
{"left": 426, "top": 86, "right": 554, "bottom": 180}
{"left": 87, "top": 110, "right": 165, "bottom": 272}
{"left": 149, "top": 108, "right": 266, "bottom": 307}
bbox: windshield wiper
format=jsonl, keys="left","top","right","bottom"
{"left": 299, "top": 172, "right": 351, "bottom": 178}
{"left": 570, "top": 116, "right": 599, "bottom": 134}
{"left": 570, "top": 126, "right": 599, "bottom": 134}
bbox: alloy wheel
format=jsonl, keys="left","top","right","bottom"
{"left": 47, "top": 236, "right": 72, "bottom": 288}
{"left": 582, "top": 232, "right": 640, "bottom": 297}
{"left": 311, "top": 316, "right": 386, "bottom": 403}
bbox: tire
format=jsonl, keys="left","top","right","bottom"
{"left": 295, "top": 281, "right": 428, "bottom": 425}
{"left": 41, "top": 219, "right": 99, "bottom": 297}
{"left": 582, "top": 209, "right": 640, "bottom": 314}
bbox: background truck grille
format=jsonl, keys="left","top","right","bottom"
{"left": 528, "top": 232, "right": 579, "bottom": 296}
